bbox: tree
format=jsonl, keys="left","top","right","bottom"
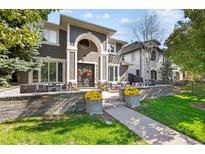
{"left": 165, "top": 10, "right": 205, "bottom": 75}
{"left": 132, "top": 14, "right": 164, "bottom": 80}
{"left": 0, "top": 9, "right": 54, "bottom": 86}
{"left": 160, "top": 60, "right": 173, "bottom": 83}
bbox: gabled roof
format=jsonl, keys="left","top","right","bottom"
{"left": 60, "top": 14, "right": 116, "bottom": 37}
{"left": 121, "top": 39, "right": 163, "bottom": 55}
{"left": 109, "top": 38, "right": 128, "bottom": 45}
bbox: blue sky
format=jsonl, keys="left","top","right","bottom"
{"left": 48, "top": 9, "right": 185, "bottom": 45}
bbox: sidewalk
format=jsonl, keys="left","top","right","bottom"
{"left": 105, "top": 105, "right": 200, "bottom": 145}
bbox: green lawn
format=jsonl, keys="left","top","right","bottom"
{"left": 0, "top": 113, "right": 146, "bottom": 145}
{"left": 136, "top": 84, "right": 205, "bottom": 144}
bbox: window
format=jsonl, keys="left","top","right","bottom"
{"left": 109, "top": 43, "right": 116, "bottom": 53}
{"left": 151, "top": 70, "right": 157, "bottom": 80}
{"left": 50, "top": 62, "right": 56, "bottom": 82}
{"left": 150, "top": 50, "right": 156, "bottom": 61}
{"left": 43, "top": 29, "right": 58, "bottom": 44}
{"left": 108, "top": 67, "right": 114, "bottom": 81}
{"left": 33, "top": 70, "right": 38, "bottom": 83}
{"left": 131, "top": 52, "right": 135, "bottom": 61}
{"left": 108, "top": 66, "right": 118, "bottom": 82}
{"left": 41, "top": 62, "right": 48, "bottom": 82}
{"left": 58, "top": 62, "right": 63, "bottom": 82}
{"left": 136, "top": 70, "right": 140, "bottom": 77}
{"left": 34, "top": 61, "right": 64, "bottom": 83}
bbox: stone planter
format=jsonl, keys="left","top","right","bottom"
{"left": 86, "top": 100, "right": 103, "bottom": 115}
{"left": 119, "top": 88, "right": 125, "bottom": 102}
{"left": 125, "top": 95, "right": 140, "bottom": 108}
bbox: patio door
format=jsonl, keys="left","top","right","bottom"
{"left": 77, "top": 63, "right": 95, "bottom": 87}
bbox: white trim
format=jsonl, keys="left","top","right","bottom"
{"left": 66, "top": 50, "right": 69, "bottom": 83}
{"left": 37, "top": 57, "right": 66, "bottom": 62}
{"left": 28, "top": 71, "right": 32, "bottom": 84}
{"left": 77, "top": 61, "right": 97, "bottom": 84}
{"left": 41, "top": 41, "right": 60, "bottom": 46}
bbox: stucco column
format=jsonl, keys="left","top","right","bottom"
{"left": 66, "top": 50, "right": 70, "bottom": 83}
{"left": 66, "top": 48, "right": 78, "bottom": 85}
{"left": 100, "top": 53, "right": 108, "bottom": 83}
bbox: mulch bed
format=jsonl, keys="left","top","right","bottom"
{"left": 191, "top": 102, "right": 205, "bottom": 111}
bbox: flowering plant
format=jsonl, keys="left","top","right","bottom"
{"left": 85, "top": 70, "right": 92, "bottom": 77}
{"left": 78, "top": 69, "right": 83, "bottom": 76}
{"left": 85, "top": 90, "right": 102, "bottom": 102}
{"left": 124, "top": 87, "right": 139, "bottom": 96}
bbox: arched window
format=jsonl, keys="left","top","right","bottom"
{"left": 151, "top": 70, "right": 157, "bottom": 80}
{"left": 150, "top": 50, "right": 156, "bottom": 61}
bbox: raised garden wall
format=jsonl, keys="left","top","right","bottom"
{"left": 119, "top": 85, "right": 180, "bottom": 102}
{"left": 0, "top": 92, "right": 85, "bottom": 122}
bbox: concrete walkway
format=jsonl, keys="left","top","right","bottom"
{"left": 105, "top": 105, "right": 201, "bottom": 145}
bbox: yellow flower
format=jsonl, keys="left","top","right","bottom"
{"left": 124, "top": 87, "right": 139, "bottom": 96}
{"left": 85, "top": 90, "right": 102, "bottom": 102}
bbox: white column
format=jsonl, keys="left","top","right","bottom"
{"left": 66, "top": 50, "right": 70, "bottom": 83}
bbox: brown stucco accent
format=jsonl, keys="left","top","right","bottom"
{"left": 70, "top": 25, "right": 107, "bottom": 50}
{"left": 38, "top": 30, "right": 67, "bottom": 59}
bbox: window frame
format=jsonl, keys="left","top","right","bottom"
{"left": 32, "top": 61, "right": 64, "bottom": 83}
{"left": 108, "top": 42, "right": 116, "bottom": 53}
{"left": 42, "top": 28, "right": 59, "bottom": 45}
{"left": 108, "top": 65, "right": 119, "bottom": 82}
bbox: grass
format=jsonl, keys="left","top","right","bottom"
{"left": 0, "top": 113, "right": 146, "bottom": 145}
{"left": 136, "top": 84, "right": 205, "bottom": 144}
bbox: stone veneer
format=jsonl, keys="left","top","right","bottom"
{"left": 0, "top": 91, "right": 85, "bottom": 122}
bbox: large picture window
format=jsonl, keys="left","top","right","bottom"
{"left": 108, "top": 66, "right": 118, "bottom": 82}
{"left": 50, "top": 62, "right": 56, "bottom": 82}
{"left": 58, "top": 62, "right": 63, "bottom": 82}
{"left": 33, "top": 61, "right": 64, "bottom": 83}
{"left": 41, "top": 62, "right": 48, "bottom": 82}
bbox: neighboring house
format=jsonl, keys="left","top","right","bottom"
{"left": 120, "top": 40, "right": 184, "bottom": 82}
{"left": 18, "top": 15, "right": 127, "bottom": 87}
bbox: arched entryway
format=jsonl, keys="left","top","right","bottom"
{"left": 77, "top": 39, "right": 99, "bottom": 87}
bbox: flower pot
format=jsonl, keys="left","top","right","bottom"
{"left": 125, "top": 95, "right": 140, "bottom": 108}
{"left": 119, "top": 88, "right": 125, "bottom": 101}
{"left": 86, "top": 100, "right": 103, "bottom": 115}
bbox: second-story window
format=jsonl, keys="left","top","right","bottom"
{"left": 150, "top": 50, "right": 156, "bottom": 61}
{"left": 43, "top": 29, "right": 58, "bottom": 44}
{"left": 109, "top": 43, "right": 116, "bottom": 53}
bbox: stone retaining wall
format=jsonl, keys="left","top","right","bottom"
{"left": 119, "top": 85, "right": 180, "bottom": 102}
{"left": 0, "top": 92, "right": 85, "bottom": 122}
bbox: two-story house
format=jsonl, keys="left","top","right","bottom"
{"left": 120, "top": 40, "right": 184, "bottom": 82}
{"left": 18, "top": 15, "right": 127, "bottom": 87}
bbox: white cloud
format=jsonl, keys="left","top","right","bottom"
{"left": 60, "top": 9, "right": 73, "bottom": 14}
{"left": 101, "top": 13, "right": 110, "bottom": 19}
{"left": 120, "top": 18, "right": 140, "bottom": 26}
{"left": 84, "top": 12, "right": 94, "bottom": 18}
